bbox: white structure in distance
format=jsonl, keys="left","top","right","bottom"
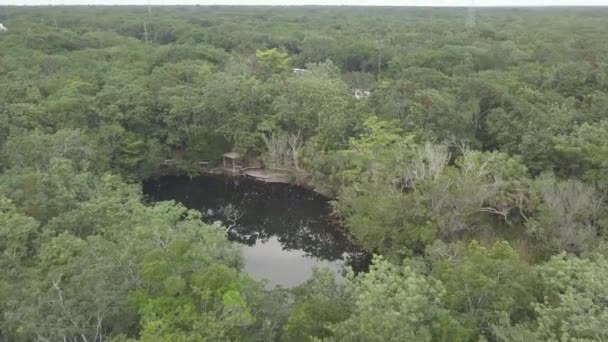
{"left": 353, "top": 89, "right": 371, "bottom": 99}
{"left": 292, "top": 68, "right": 310, "bottom": 74}
{"left": 0, "top": 24, "right": 7, "bottom": 31}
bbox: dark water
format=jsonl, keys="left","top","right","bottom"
{"left": 143, "top": 175, "right": 369, "bottom": 288}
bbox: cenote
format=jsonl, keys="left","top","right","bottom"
{"left": 143, "top": 175, "right": 369, "bottom": 288}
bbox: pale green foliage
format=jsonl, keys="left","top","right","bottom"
{"left": 534, "top": 253, "right": 608, "bottom": 341}
{"left": 426, "top": 149, "right": 531, "bottom": 236}
{"left": 0, "top": 162, "right": 254, "bottom": 341}
{"left": 525, "top": 175, "right": 607, "bottom": 255}
{"left": 269, "top": 70, "right": 355, "bottom": 149}
{"left": 256, "top": 48, "right": 291, "bottom": 75}
{"left": 121, "top": 201, "right": 255, "bottom": 341}
{"left": 333, "top": 119, "right": 437, "bottom": 257}
{"left": 334, "top": 124, "right": 533, "bottom": 258}
{"left": 330, "top": 255, "right": 469, "bottom": 342}
{"left": 496, "top": 253, "right": 608, "bottom": 341}
{"left": 349, "top": 116, "right": 403, "bottom": 152}
{"left": 301, "top": 116, "right": 406, "bottom": 196}
{"left": 134, "top": 263, "right": 258, "bottom": 342}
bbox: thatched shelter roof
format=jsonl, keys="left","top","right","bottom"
{"left": 223, "top": 152, "right": 242, "bottom": 160}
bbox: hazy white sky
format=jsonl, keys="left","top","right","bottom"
{"left": 3, "top": 0, "right": 607, "bottom": 5}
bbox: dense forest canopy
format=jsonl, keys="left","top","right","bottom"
{"left": 1, "top": 5, "right": 608, "bottom": 341}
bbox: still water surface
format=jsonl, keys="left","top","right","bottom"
{"left": 143, "top": 175, "right": 368, "bottom": 288}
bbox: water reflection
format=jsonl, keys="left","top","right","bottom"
{"left": 143, "top": 175, "right": 369, "bottom": 287}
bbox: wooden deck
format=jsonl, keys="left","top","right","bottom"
{"left": 239, "top": 168, "right": 291, "bottom": 184}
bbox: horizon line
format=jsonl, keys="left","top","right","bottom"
{"left": 2, "top": 4, "right": 608, "bottom": 6}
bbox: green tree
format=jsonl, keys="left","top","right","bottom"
{"left": 431, "top": 241, "right": 538, "bottom": 338}
{"left": 331, "top": 256, "right": 471, "bottom": 342}
{"left": 525, "top": 175, "right": 607, "bottom": 256}
{"left": 554, "top": 120, "right": 608, "bottom": 186}
{"left": 256, "top": 48, "right": 291, "bottom": 75}
{"left": 2, "top": 129, "right": 101, "bottom": 172}
{"left": 496, "top": 253, "right": 608, "bottom": 341}
{"left": 268, "top": 69, "right": 356, "bottom": 150}
{"left": 282, "top": 267, "right": 351, "bottom": 341}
